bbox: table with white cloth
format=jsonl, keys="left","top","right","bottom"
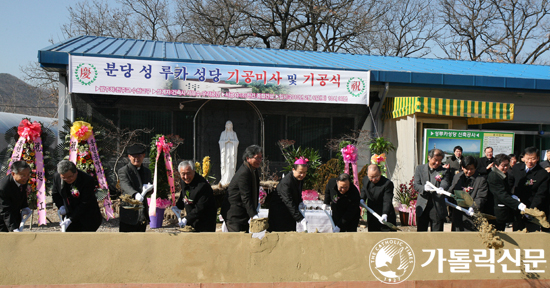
{"left": 258, "top": 200, "right": 334, "bottom": 233}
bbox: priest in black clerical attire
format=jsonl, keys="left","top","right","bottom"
{"left": 360, "top": 164, "right": 397, "bottom": 232}
{"left": 0, "top": 161, "right": 32, "bottom": 232}
{"left": 118, "top": 144, "right": 152, "bottom": 232}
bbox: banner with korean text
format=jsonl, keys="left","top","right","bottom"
{"left": 69, "top": 55, "right": 370, "bottom": 105}
{"left": 423, "top": 129, "right": 515, "bottom": 164}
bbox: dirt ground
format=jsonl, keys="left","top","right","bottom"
{"left": 22, "top": 199, "right": 511, "bottom": 233}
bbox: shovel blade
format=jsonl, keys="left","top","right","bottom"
{"left": 453, "top": 190, "right": 475, "bottom": 207}
{"left": 383, "top": 221, "right": 401, "bottom": 231}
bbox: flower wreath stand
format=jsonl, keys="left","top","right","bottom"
{"left": 148, "top": 135, "right": 177, "bottom": 228}
{"left": 68, "top": 121, "right": 114, "bottom": 219}
{"left": 6, "top": 119, "right": 48, "bottom": 226}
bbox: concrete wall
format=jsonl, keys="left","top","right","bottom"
{"left": 1, "top": 232, "right": 549, "bottom": 286}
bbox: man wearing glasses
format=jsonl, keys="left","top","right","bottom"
{"left": 360, "top": 165, "right": 396, "bottom": 232}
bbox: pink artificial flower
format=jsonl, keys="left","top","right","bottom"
{"left": 75, "top": 126, "right": 89, "bottom": 139}
{"left": 435, "top": 174, "right": 442, "bottom": 182}
{"left": 71, "top": 187, "right": 80, "bottom": 198}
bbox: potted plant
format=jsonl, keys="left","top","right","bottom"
{"left": 394, "top": 177, "right": 418, "bottom": 226}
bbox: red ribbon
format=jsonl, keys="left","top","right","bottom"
{"left": 18, "top": 119, "right": 41, "bottom": 141}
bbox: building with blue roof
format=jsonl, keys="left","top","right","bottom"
{"left": 38, "top": 36, "right": 550, "bottom": 186}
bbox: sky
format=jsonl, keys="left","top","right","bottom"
{"left": 0, "top": 0, "right": 74, "bottom": 81}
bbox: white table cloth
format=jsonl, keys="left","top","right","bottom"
{"left": 258, "top": 207, "right": 334, "bottom": 233}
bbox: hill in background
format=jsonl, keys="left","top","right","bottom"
{"left": 0, "top": 73, "right": 57, "bottom": 117}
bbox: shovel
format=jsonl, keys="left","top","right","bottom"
{"left": 18, "top": 210, "right": 32, "bottom": 232}
{"left": 298, "top": 207, "right": 308, "bottom": 233}
{"left": 171, "top": 206, "right": 183, "bottom": 225}
{"left": 322, "top": 209, "right": 338, "bottom": 233}
{"left": 57, "top": 211, "right": 66, "bottom": 233}
{"left": 360, "top": 202, "right": 401, "bottom": 231}
{"left": 444, "top": 199, "right": 496, "bottom": 220}
{"left": 426, "top": 181, "right": 474, "bottom": 208}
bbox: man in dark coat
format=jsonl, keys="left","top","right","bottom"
{"left": 118, "top": 144, "right": 152, "bottom": 232}
{"left": 269, "top": 158, "right": 308, "bottom": 232}
{"left": 324, "top": 173, "right": 360, "bottom": 232}
{"left": 486, "top": 154, "right": 520, "bottom": 231}
{"left": 509, "top": 147, "right": 550, "bottom": 232}
{"left": 52, "top": 160, "right": 103, "bottom": 232}
{"left": 448, "top": 156, "right": 488, "bottom": 231}
{"left": 477, "top": 147, "right": 495, "bottom": 177}
{"left": 175, "top": 160, "right": 217, "bottom": 232}
{"left": 444, "top": 146, "right": 464, "bottom": 176}
{"left": 0, "top": 161, "right": 32, "bottom": 232}
{"left": 221, "top": 145, "right": 262, "bottom": 232}
{"left": 360, "top": 165, "right": 396, "bottom": 232}
{"left": 414, "top": 148, "right": 452, "bottom": 232}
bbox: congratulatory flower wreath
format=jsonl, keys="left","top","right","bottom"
{"left": 64, "top": 121, "right": 114, "bottom": 219}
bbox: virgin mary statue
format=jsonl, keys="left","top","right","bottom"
{"left": 219, "top": 121, "right": 239, "bottom": 185}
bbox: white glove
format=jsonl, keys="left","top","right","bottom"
{"left": 179, "top": 217, "right": 188, "bottom": 228}
{"left": 252, "top": 214, "right": 259, "bottom": 220}
{"left": 379, "top": 214, "right": 388, "bottom": 224}
{"left": 141, "top": 183, "right": 154, "bottom": 196}
{"left": 467, "top": 207, "right": 475, "bottom": 217}
{"left": 21, "top": 207, "right": 32, "bottom": 216}
{"left": 299, "top": 202, "right": 306, "bottom": 210}
{"left": 424, "top": 183, "right": 434, "bottom": 192}
{"left": 218, "top": 214, "right": 224, "bottom": 222}
{"left": 333, "top": 225, "right": 340, "bottom": 233}
{"left": 60, "top": 218, "right": 72, "bottom": 230}
{"left": 360, "top": 199, "right": 365, "bottom": 205}
{"left": 135, "top": 193, "right": 144, "bottom": 202}
{"left": 298, "top": 218, "right": 308, "bottom": 232}
{"left": 511, "top": 195, "right": 520, "bottom": 201}
{"left": 58, "top": 206, "right": 67, "bottom": 216}
{"left": 321, "top": 204, "right": 328, "bottom": 210}
{"left": 518, "top": 203, "right": 527, "bottom": 212}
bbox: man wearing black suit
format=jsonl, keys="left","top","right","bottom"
{"left": 52, "top": 160, "right": 103, "bottom": 232}
{"left": 269, "top": 158, "right": 308, "bottom": 232}
{"left": 477, "top": 147, "right": 495, "bottom": 177}
{"left": 360, "top": 165, "right": 396, "bottom": 232}
{"left": 175, "top": 160, "right": 217, "bottom": 232}
{"left": 323, "top": 173, "right": 360, "bottom": 232}
{"left": 448, "top": 156, "right": 488, "bottom": 231}
{"left": 486, "top": 154, "right": 518, "bottom": 231}
{"left": 414, "top": 148, "right": 452, "bottom": 232}
{"left": 0, "top": 161, "right": 32, "bottom": 232}
{"left": 118, "top": 144, "right": 152, "bottom": 232}
{"left": 509, "top": 147, "right": 550, "bottom": 232}
{"left": 221, "top": 145, "right": 262, "bottom": 232}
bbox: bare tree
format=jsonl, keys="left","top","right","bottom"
{"left": 488, "top": 0, "right": 550, "bottom": 64}
{"left": 438, "top": 0, "right": 501, "bottom": 61}
{"left": 365, "top": 0, "right": 440, "bottom": 57}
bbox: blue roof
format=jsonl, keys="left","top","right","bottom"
{"left": 38, "top": 35, "right": 550, "bottom": 91}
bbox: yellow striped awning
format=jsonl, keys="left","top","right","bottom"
{"left": 382, "top": 96, "right": 514, "bottom": 125}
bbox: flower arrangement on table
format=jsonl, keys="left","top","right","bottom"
{"left": 4, "top": 119, "right": 55, "bottom": 226}
{"left": 66, "top": 121, "right": 114, "bottom": 219}
{"left": 395, "top": 177, "right": 418, "bottom": 226}
{"left": 149, "top": 135, "right": 177, "bottom": 216}
{"left": 302, "top": 190, "right": 319, "bottom": 201}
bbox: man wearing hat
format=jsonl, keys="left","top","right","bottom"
{"left": 118, "top": 143, "right": 153, "bottom": 232}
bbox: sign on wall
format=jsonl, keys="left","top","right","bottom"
{"left": 423, "top": 129, "right": 515, "bottom": 163}
{"left": 69, "top": 55, "right": 370, "bottom": 105}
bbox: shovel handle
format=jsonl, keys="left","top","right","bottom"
{"left": 360, "top": 202, "right": 383, "bottom": 222}
{"left": 171, "top": 206, "right": 182, "bottom": 222}
{"left": 323, "top": 209, "right": 336, "bottom": 232}
{"left": 426, "top": 181, "right": 452, "bottom": 197}
{"left": 19, "top": 211, "right": 32, "bottom": 230}
{"left": 444, "top": 198, "right": 470, "bottom": 214}
{"left": 57, "top": 211, "right": 66, "bottom": 233}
